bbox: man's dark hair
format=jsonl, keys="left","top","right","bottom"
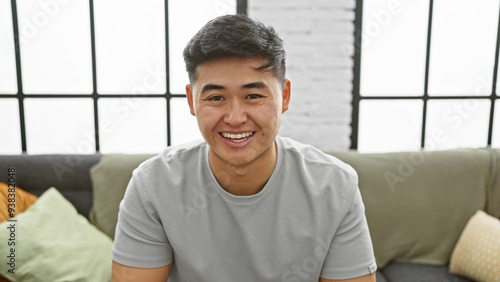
{"left": 183, "top": 14, "right": 286, "bottom": 86}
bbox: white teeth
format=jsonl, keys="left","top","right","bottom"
{"left": 221, "top": 132, "right": 254, "bottom": 141}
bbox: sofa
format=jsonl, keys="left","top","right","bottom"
{"left": 0, "top": 148, "right": 499, "bottom": 281}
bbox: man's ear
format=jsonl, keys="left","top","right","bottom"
{"left": 186, "top": 84, "right": 196, "bottom": 116}
{"left": 281, "top": 79, "right": 291, "bottom": 113}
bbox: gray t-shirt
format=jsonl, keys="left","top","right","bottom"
{"left": 112, "top": 136, "right": 377, "bottom": 281}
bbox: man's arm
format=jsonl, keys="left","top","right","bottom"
{"left": 320, "top": 273, "right": 376, "bottom": 282}
{"left": 112, "top": 261, "right": 172, "bottom": 282}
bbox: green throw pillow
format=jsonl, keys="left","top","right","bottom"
{"left": 0, "top": 187, "right": 112, "bottom": 282}
{"left": 89, "top": 154, "right": 155, "bottom": 239}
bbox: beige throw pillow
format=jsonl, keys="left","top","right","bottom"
{"left": 449, "top": 210, "right": 500, "bottom": 281}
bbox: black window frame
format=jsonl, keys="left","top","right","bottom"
{"left": 4, "top": 0, "right": 247, "bottom": 154}
{"left": 351, "top": 0, "right": 500, "bottom": 150}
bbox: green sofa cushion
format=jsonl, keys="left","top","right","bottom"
{"left": 89, "top": 154, "right": 155, "bottom": 239}
{"left": 0, "top": 187, "right": 112, "bottom": 281}
{"left": 330, "top": 149, "right": 491, "bottom": 268}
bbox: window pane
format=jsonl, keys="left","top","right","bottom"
{"left": 18, "top": 0, "right": 92, "bottom": 94}
{"left": 169, "top": 0, "right": 236, "bottom": 94}
{"left": 492, "top": 100, "right": 500, "bottom": 147}
{"left": 98, "top": 98, "right": 167, "bottom": 153}
{"left": 24, "top": 98, "right": 95, "bottom": 154}
{"left": 360, "top": 0, "right": 429, "bottom": 96}
{"left": 0, "top": 99, "right": 22, "bottom": 154}
{"left": 358, "top": 100, "right": 423, "bottom": 153}
{"left": 170, "top": 98, "right": 203, "bottom": 145}
{"left": 428, "top": 0, "right": 499, "bottom": 96}
{"left": 94, "top": 0, "right": 166, "bottom": 94}
{"left": 0, "top": 1, "right": 17, "bottom": 94}
{"left": 425, "top": 99, "right": 490, "bottom": 150}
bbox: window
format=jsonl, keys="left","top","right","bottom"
{"left": 352, "top": 0, "right": 500, "bottom": 152}
{"left": 0, "top": 0, "right": 247, "bottom": 154}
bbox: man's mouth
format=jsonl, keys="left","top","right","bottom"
{"left": 220, "top": 132, "right": 255, "bottom": 143}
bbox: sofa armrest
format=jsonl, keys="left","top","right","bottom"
{"left": 0, "top": 154, "right": 102, "bottom": 218}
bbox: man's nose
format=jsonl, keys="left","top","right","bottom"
{"left": 224, "top": 100, "right": 248, "bottom": 125}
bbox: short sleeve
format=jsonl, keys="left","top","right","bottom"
{"left": 320, "top": 181, "right": 377, "bottom": 279}
{"left": 112, "top": 170, "right": 173, "bottom": 268}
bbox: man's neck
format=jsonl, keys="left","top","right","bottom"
{"left": 209, "top": 142, "right": 278, "bottom": 196}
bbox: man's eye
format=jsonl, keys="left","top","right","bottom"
{"left": 208, "top": 96, "right": 224, "bottom": 101}
{"left": 246, "top": 94, "right": 262, "bottom": 99}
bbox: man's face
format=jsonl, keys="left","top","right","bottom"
{"left": 186, "top": 57, "right": 291, "bottom": 170}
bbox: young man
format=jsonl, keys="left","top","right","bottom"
{"left": 112, "top": 14, "right": 377, "bottom": 282}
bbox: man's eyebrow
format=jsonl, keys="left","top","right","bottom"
{"left": 200, "top": 84, "right": 225, "bottom": 93}
{"left": 241, "top": 82, "right": 268, "bottom": 90}
{"left": 200, "top": 82, "right": 269, "bottom": 93}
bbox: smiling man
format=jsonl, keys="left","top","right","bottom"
{"left": 112, "top": 15, "right": 377, "bottom": 282}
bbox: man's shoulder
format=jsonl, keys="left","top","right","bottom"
{"left": 277, "top": 136, "right": 359, "bottom": 209}
{"left": 278, "top": 136, "right": 357, "bottom": 178}
{"left": 135, "top": 139, "right": 206, "bottom": 175}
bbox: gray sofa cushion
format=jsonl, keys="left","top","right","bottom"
{"left": 376, "top": 271, "right": 390, "bottom": 282}
{"left": 0, "top": 154, "right": 101, "bottom": 218}
{"left": 382, "top": 262, "right": 474, "bottom": 282}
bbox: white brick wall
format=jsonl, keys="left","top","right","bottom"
{"left": 248, "top": 0, "right": 356, "bottom": 152}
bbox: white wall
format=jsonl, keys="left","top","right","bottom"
{"left": 248, "top": 0, "right": 356, "bottom": 151}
